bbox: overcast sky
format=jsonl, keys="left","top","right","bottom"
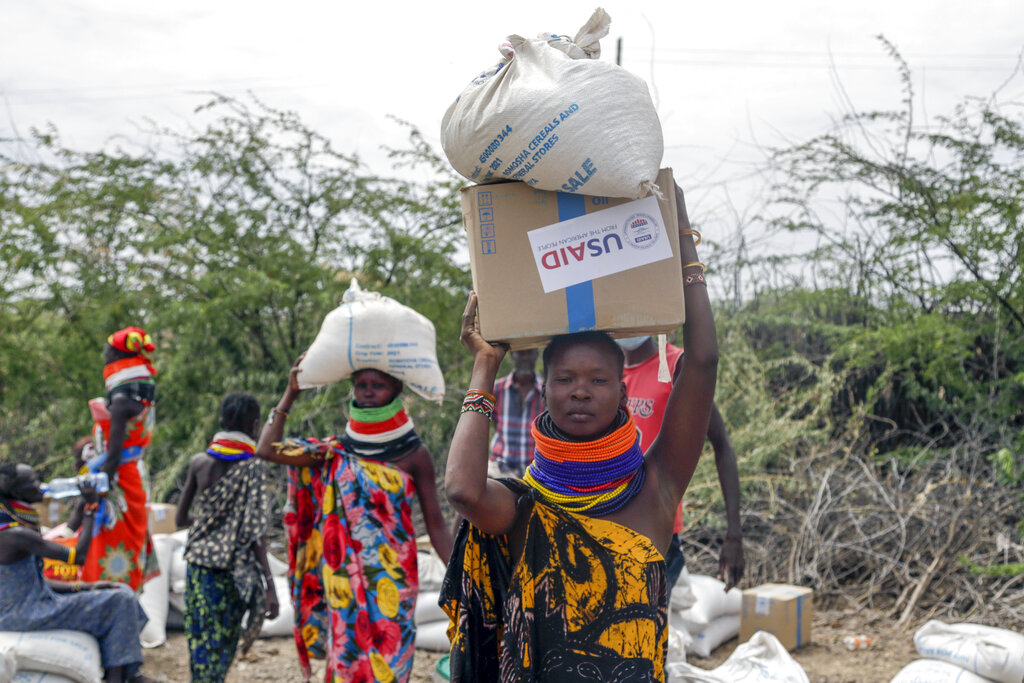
{"left": 3, "top": 0, "right": 1023, "bottom": 243}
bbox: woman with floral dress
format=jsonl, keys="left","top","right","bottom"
{"left": 257, "top": 357, "right": 453, "bottom": 683}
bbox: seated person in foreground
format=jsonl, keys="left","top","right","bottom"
{"left": 0, "top": 463, "right": 148, "bottom": 683}
{"left": 443, "top": 183, "right": 716, "bottom": 682}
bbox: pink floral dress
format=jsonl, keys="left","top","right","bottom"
{"left": 281, "top": 438, "right": 419, "bottom": 683}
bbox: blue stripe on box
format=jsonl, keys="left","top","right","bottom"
{"left": 565, "top": 281, "right": 596, "bottom": 331}
{"left": 796, "top": 594, "right": 803, "bottom": 648}
{"left": 556, "top": 192, "right": 596, "bottom": 331}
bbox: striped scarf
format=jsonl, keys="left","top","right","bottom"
{"left": 0, "top": 499, "right": 40, "bottom": 532}
{"left": 340, "top": 398, "right": 422, "bottom": 461}
{"left": 206, "top": 431, "right": 256, "bottom": 462}
{"left": 103, "top": 356, "right": 157, "bottom": 394}
{"left": 523, "top": 409, "right": 646, "bottom": 516}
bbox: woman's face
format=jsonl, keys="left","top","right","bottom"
{"left": 352, "top": 370, "right": 401, "bottom": 408}
{"left": 542, "top": 342, "right": 626, "bottom": 439}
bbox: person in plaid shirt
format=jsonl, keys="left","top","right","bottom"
{"left": 489, "top": 349, "right": 544, "bottom": 477}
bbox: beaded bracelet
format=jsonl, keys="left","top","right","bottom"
{"left": 461, "top": 389, "right": 496, "bottom": 419}
{"left": 465, "top": 389, "right": 496, "bottom": 404}
{"left": 83, "top": 502, "right": 99, "bottom": 514}
{"left": 684, "top": 271, "right": 707, "bottom": 287}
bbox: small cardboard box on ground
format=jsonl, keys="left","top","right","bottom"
{"left": 147, "top": 502, "right": 178, "bottom": 535}
{"left": 740, "top": 583, "right": 813, "bottom": 651}
{"left": 461, "top": 168, "right": 683, "bottom": 348}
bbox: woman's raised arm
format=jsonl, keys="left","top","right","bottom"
{"left": 647, "top": 183, "right": 719, "bottom": 504}
{"left": 444, "top": 293, "right": 520, "bottom": 535}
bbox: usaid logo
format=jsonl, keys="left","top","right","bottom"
{"left": 527, "top": 195, "right": 672, "bottom": 294}
{"left": 623, "top": 213, "right": 661, "bottom": 250}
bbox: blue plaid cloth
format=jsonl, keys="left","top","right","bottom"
{"left": 489, "top": 373, "right": 544, "bottom": 477}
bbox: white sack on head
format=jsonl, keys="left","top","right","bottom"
{"left": 441, "top": 8, "right": 663, "bottom": 199}
{"left": 297, "top": 279, "right": 445, "bottom": 403}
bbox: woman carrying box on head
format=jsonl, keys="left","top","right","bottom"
{"left": 257, "top": 358, "right": 454, "bottom": 683}
{"left": 443, "top": 182, "right": 716, "bottom": 681}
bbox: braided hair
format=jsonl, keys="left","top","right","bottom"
{"left": 219, "top": 393, "right": 261, "bottom": 433}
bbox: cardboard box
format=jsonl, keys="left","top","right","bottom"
{"left": 740, "top": 583, "right": 813, "bottom": 651}
{"left": 461, "top": 168, "right": 683, "bottom": 348}
{"left": 147, "top": 502, "right": 179, "bottom": 535}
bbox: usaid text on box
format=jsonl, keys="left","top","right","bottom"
{"left": 526, "top": 196, "right": 673, "bottom": 293}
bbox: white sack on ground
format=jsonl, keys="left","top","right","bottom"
{"left": 441, "top": 9, "right": 663, "bottom": 199}
{"left": 297, "top": 280, "right": 445, "bottom": 402}
{"left": 415, "top": 590, "right": 446, "bottom": 626}
{"left": 670, "top": 566, "right": 697, "bottom": 611}
{"left": 666, "top": 631, "right": 809, "bottom": 683}
{"left": 418, "top": 550, "right": 448, "bottom": 592}
{"left": 0, "top": 648, "right": 14, "bottom": 683}
{"left": 666, "top": 625, "right": 691, "bottom": 665}
{"left": 686, "top": 614, "right": 740, "bottom": 658}
{"left": 415, "top": 621, "right": 451, "bottom": 652}
{"left": 139, "top": 534, "right": 178, "bottom": 648}
{"left": 168, "top": 530, "right": 188, "bottom": 594}
{"left": 13, "top": 674, "right": 78, "bottom": 683}
{"left": 914, "top": 620, "right": 1024, "bottom": 683}
{"left": 671, "top": 575, "right": 741, "bottom": 634}
{"left": 890, "top": 659, "right": 993, "bottom": 683}
{"left": 0, "top": 631, "right": 103, "bottom": 683}
{"left": 170, "top": 546, "right": 186, "bottom": 594}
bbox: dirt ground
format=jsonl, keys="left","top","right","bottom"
{"left": 141, "top": 607, "right": 920, "bottom": 682}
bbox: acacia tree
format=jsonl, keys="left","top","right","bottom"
{"left": 0, "top": 96, "right": 470, "bottom": 491}
{"left": 768, "top": 44, "right": 1024, "bottom": 447}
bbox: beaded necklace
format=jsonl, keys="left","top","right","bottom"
{"left": 340, "top": 398, "right": 422, "bottom": 461}
{"left": 103, "top": 356, "right": 157, "bottom": 394}
{"left": 523, "top": 410, "right": 646, "bottom": 516}
{"left": 206, "top": 431, "right": 256, "bottom": 462}
{"left": 0, "top": 499, "right": 40, "bottom": 532}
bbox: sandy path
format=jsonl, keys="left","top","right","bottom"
{"left": 141, "top": 608, "right": 919, "bottom": 681}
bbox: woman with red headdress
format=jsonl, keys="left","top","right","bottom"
{"left": 75, "top": 326, "right": 159, "bottom": 589}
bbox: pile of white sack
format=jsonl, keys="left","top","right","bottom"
{"left": 667, "top": 631, "right": 809, "bottom": 683}
{"left": 0, "top": 630, "right": 104, "bottom": 683}
{"left": 441, "top": 8, "right": 663, "bottom": 199}
{"left": 890, "top": 620, "right": 1024, "bottom": 683}
{"left": 412, "top": 549, "right": 452, "bottom": 652}
{"left": 664, "top": 569, "right": 810, "bottom": 683}
{"left": 666, "top": 569, "right": 743, "bottom": 661}
{"left": 138, "top": 530, "right": 293, "bottom": 648}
